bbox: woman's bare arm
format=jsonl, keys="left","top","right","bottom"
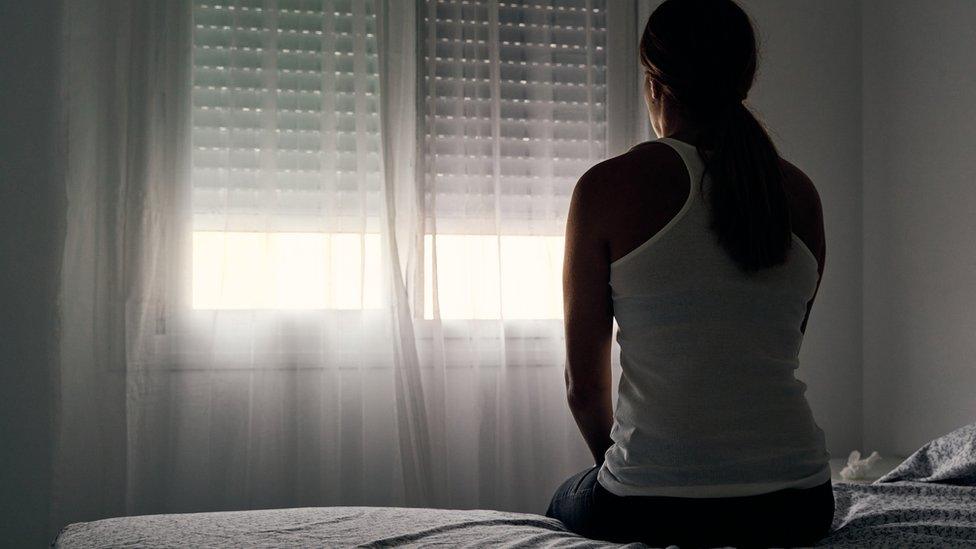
{"left": 562, "top": 167, "right": 615, "bottom": 465}
{"left": 781, "top": 159, "right": 826, "bottom": 335}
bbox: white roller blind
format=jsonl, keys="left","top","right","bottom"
{"left": 421, "top": 0, "right": 608, "bottom": 235}
{"left": 190, "top": 0, "right": 384, "bottom": 310}
{"left": 192, "top": 0, "right": 382, "bottom": 233}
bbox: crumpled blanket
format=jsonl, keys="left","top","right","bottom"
{"left": 818, "top": 421, "right": 976, "bottom": 547}
{"left": 878, "top": 422, "right": 976, "bottom": 485}
{"left": 817, "top": 481, "right": 976, "bottom": 548}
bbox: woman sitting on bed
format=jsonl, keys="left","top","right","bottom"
{"left": 547, "top": 0, "right": 834, "bottom": 546}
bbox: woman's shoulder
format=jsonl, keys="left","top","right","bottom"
{"left": 569, "top": 141, "right": 689, "bottom": 248}
{"left": 779, "top": 158, "right": 819, "bottom": 198}
{"left": 573, "top": 141, "right": 684, "bottom": 199}
{"left": 777, "top": 159, "right": 822, "bottom": 224}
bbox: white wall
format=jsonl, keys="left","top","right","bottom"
{"left": 740, "top": 0, "right": 864, "bottom": 456}
{"left": 862, "top": 0, "right": 976, "bottom": 456}
{"left": 0, "top": 0, "right": 63, "bottom": 545}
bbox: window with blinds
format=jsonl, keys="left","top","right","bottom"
{"left": 188, "top": 0, "right": 608, "bottom": 317}
{"left": 191, "top": 0, "right": 383, "bottom": 309}
{"left": 420, "top": 0, "right": 608, "bottom": 236}
{"left": 419, "top": 0, "right": 607, "bottom": 319}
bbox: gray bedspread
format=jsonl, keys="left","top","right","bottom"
{"left": 816, "top": 421, "right": 976, "bottom": 548}
{"left": 817, "top": 481, "right": 976, "bottom": 547}
{"left": 55, "top": 423, "right": 976, "bottom": 548}
{"left": 54, "top": 483, "right": 976, "bottom": 548}
{"left": 54, "top": 506, "right": 645, "bottom": 548}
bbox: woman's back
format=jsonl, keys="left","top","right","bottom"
{"left": 594, "top": 137, "right": 830, "bottom": 497}
{"left": 550, "top": 0, "right": 834, "bottom": 545}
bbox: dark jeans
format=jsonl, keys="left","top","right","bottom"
{"left": 546, "top": 466, "right": 835, "bottom": 548}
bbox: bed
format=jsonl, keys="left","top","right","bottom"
{"left": 55, "top": 423, "right": 976, "bottom": 548}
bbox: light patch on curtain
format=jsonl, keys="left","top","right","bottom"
{"left": 192, "top": 231, "right": 564, "bottom": 319}
{"left": 423, "top": 234, "right": 564, "bottom": 320}
{"left": 192, "top": 231, "right": 382, "bottom": 310}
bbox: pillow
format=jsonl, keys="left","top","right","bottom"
{"left": 876, "top": 422, "right": 976, "bottom": 485}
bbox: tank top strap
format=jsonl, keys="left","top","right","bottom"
{"left": 655, "top": 137, "right": 707, "bottom": 196}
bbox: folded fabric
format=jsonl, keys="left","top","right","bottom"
{"left": 877, "top": 421, "right": 976, "bottom": 485}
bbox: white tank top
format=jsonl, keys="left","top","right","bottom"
{"left": 596, "top": 137, "right": 831, "bottom": 498}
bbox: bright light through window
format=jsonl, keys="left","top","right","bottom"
{"left": 193, "top": 232, "right": 564, "bottom": 319}
{"left": 423, "top": 235, "right": 564, "bottom": 320}
{"left": 192, "top": 232, "right": 383, "bottom": 310}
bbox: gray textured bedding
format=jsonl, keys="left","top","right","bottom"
{"left": 54, "top": 506, "right": 631, "bottom": 548}
{"left": 53, "top": 483, "right": 976, "bottom": 548}
{"left": 817, "top": 421, "right": 976, "bottom": 548}
{"left": 56, "top": 423, "right": 976, "bottom": 548}
{"left": 818, "top": 481, "right": 976, "bottom": 547}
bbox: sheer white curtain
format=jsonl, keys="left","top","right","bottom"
{"left": 403, "top": 0, "right": 612, "bottom": 510}
{"left": 56, "top": 0, "right": 192, "bottom": 528}
{"left": 55, "top": 0, "right": 638, "bottom": 530}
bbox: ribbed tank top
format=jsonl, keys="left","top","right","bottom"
{"left": 596, "top": 137, "right": 831, "bottom": 498}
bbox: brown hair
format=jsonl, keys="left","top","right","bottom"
{"left": 640, "top": 0, "right": 791, "bottom": 272}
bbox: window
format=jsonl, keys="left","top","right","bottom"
{"left": 421, "top": 0, "right": 607, "bottom": 234}
{"left": 190, "top": 0, "right": 608, "bottom": 318}
{"left": 191, "top": 0, "right": 383, "bottom": 309}
{"left": 419, "top": 0, "right": 607, "bottom": 319}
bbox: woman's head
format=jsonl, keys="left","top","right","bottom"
{"left": 640, "top": 0, "right": 757, "bottom": 140}
{"left": 640, "top": 0, "right": 793, "bottom": 273}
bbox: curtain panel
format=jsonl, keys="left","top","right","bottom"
{"left": 55, "top": 0, "right": 640, "bottom": 533}
{"left": 55, "top": 0, "right": 193, "bottom": 529}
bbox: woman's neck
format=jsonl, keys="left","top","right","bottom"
{"left": 664, "top": 129, "right": 714, "bottom": 152}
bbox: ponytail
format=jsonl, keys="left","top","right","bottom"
{"left": 641, "top": 0, "right": 792, "bottom": 273}
{"left": 700, "top": 102, "right": 791, "bottom": 272}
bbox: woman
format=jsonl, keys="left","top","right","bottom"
{"left": 547, "top": 0, "right": 834, "bottom": 547}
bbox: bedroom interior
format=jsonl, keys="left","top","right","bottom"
{"left": 1, "top": 0, "right": 974, "bottom": 546}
